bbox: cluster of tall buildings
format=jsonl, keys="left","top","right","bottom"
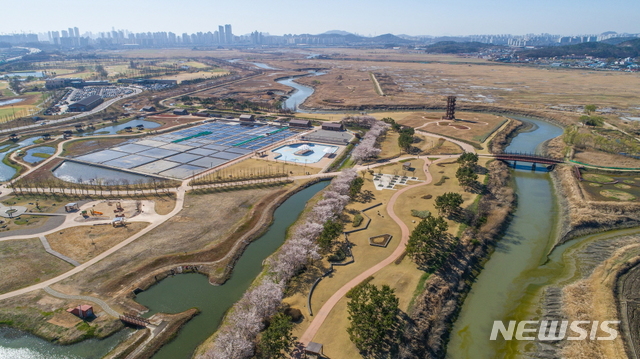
{"left": 2, "top": 26, "right": 638, "bottom": 49}
{"left": 47, "top": 27, "right": 88, "bottom": 47}
{"left": 41, "top": 25, "right": 235, "bottom": 47}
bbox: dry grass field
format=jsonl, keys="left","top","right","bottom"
{"left": 47, "top": 222, "right": 149, "bottom": 264}
{"left": 55, "top": 186, "right": 286, "bottom": 295}
{"left": 152, "top": 70, "right": 229, "bottom": 82}
{"left": 277, "top": 57, "right": 640, "bottom": 118}
{"left": 0, "top": 92, "right": 44, "bottom": 122}
{"left": 573, "top": 149, "right": 640, "bottom": 168}
{"left": 0, "top": 238, "right": 72, "bottom": 294}
{"left": 216, "top": 157, "right": 322, "bottom": 177}
{"left": 192, "top": 71, "right": 299, "bottom": 102}
{"left": 399, "top": 111, "right": 508, "bottom": 144}
{"left": 289, "top": 158, "right": 478, "bottom": 358}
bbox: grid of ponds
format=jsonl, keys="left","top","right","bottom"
{"left": 72, "top": 122, "right": 297, "bottom": 179}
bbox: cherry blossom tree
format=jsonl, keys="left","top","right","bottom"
{"left": 206, "top": 169, "right": 362, "bottom": 358}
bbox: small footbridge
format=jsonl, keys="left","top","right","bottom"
{"left": 483, "top": 152, "right": 564, "bottom": 170}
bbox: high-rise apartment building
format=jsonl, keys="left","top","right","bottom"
{"left": 225, "top": 24, "right": 233, "bottom": 43}
{"left": 218, "top": 26, "right": 225, "bottom": 43}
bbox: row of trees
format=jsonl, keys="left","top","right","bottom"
{"left": 207, "top": 169, "right": 359, "bottom": 358}
{"left": 10, "top": 176, "right": 178, "bottom": 197}
{"left": 352, "top": 120, "right": 388, "bottom": 162}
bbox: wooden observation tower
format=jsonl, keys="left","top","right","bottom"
{"left": 442, "top": 96, "right": 456, "bottom": 120}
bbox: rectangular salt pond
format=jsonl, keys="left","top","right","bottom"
{"left": 71, "top": 121, "right": 297, "bottom": 179}
{"left": 272, "top": 143, "right": 338, "bottom": 164}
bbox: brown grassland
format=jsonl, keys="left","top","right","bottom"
{"left": 0, "top": 238, "right": 72, "bottom": 294}
{"left": 47, "top": 222, "right": 149, "bottom": 264}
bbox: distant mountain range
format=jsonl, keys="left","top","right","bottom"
{"left": 519, "top": 39, "right": 640, "bottom": 58}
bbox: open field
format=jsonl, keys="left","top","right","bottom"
{"left": 216, "top": 157, "right": 322, "bottom": 177}
{"left": 0, "top": 81, "right": 14, "bottom": 97}
{"left": 192, "top": 71, "right": 298, "bottom": 102}
{"left": 289, "top": 158, "right": 478, "bottom": 357}
{"left": 279, "top": 58, "right": 640, "bottom": 117}
{"left": 399, "top": 111, "right": 507, "bottom": 144}
{"left": 307, "top": 48, "right": 492, "bottom": 64}
{"left": 0, "top": 238, "right": 72, "bottom": 294}
{"left": 0, "top": 92, "right": 43, "bottom": 123}
{"left": 152, "top": 70, "right": 229, "bottom": 82}
{"left": 55, "top": 186, "right": 287, "bottom": 296}
{"left": 378, "top": 131, "right": 463, "bottom": 159}
{"left": 573, "top": 149, "right": 640, "bottom": 168}
{"left": 48, "top": 222, "right": 149, "bottom": 263}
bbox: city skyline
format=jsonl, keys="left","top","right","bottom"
{"left": 2, "top": 0, "right": 639, "bottom": 37}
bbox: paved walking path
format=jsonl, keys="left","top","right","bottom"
{"left": 44, "top": 286, "right": 120, "bottom": 318}
{"left": 39, "top": 235, "right": 81, "bottom": 266}
{"left": 299, "top": 155, "right": 454, "bottom": 345}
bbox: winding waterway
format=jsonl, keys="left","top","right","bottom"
{"left": 0, "top": 82, "right": 634, "bottom": 359}
{"left": 276, "top": 72, "right": 323, "bottom": 111}
{"left": 447, "top": 117, "right": 566, "bottom": 358}
{"left": 134, "top": 181, "right": 329, "bottom": 359}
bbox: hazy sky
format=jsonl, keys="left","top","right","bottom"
{"left": 2, "top": 0, "right": 638, "bottom": 36}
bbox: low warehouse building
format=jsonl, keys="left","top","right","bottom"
{"left": 68, "top": 95, "right": 103, "bottom": 112}
{"left": 321, "top": 122, "right": 344, "bottom": 131}
{"left": 289, "top": 119, "right": 311, "bottom": 128}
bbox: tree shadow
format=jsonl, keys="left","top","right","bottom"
{"left": 285, "top": 260, "right": 329, "bottom": 297}
{"left": 355, "top": 190, "right": 376, "bottom": 203}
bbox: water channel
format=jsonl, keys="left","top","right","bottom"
{"left": 0, "top": 137, "right": 39, "bottom": 181}
{"left": 447, "top": 117, "right": 568, "bottom": 359}
{"left": 77, "top": 119, "right": 161, "bottom": 137}
{"left": 135, "top": 180, "right": 329, "bottom": 359}
{"left": 0, "top": 77, "right": 634, "bottom": 359}
{"left": 276, "top": 72, "right": 323, "bottom": 111}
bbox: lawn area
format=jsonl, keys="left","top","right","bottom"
{"left": 47, "top": 222, "right": 149, "bottom": 264}
{"left": 182, "top": 61, "right": 211, "bottom": 69}
{"left": 0, "top": 238, "right": 72, "bottom": 294}
{"left": 288, "top": 157, "right": 483, "bottom": 358}
{"left": 57, "top": 71, "right": 94, "bottom": 79}
{"left": 211, "top": 157, "right": 322, "bottom": 178}
{"left": 0, "top": 81, "right": 14, "bottom": 96}
{"left": 152, "top": 70, "right": 229, "bottom": 82}
{"left": 398, "top": 112, "right": 508, "bottom": 146}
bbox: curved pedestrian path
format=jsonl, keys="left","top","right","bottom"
{"left": 44, "top": 286, "right": 120, "bottom": 318}
{"left": 299, "top": 155, "right": 454, "bottom": 345}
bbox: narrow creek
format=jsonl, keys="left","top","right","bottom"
{"left": 445, "top": 116, "right": 638, "bottom": 359}
{"left": 133, "top": 180, "right": 329, "bottom": 359}
{"left": 0, "top": 181, "right": 328, "bottom": 359}
{"left": 1, "top": 93, "right": 636, "bottom": 359}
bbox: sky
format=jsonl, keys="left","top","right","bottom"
{"left": 2, "top": 0, "right": 638, "bottom": 37}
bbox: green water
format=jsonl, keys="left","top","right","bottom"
{"left": 0, "top": 327, "right": 130, "bottom": 359}
{"left": 0, "top": 181, "right": 328, "bottom": 359}
{"left": 135, "top": 181, "right": 329, "bottom": 359}
{"left": 448, "top": 117, "right": 565, "bottom": 358}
